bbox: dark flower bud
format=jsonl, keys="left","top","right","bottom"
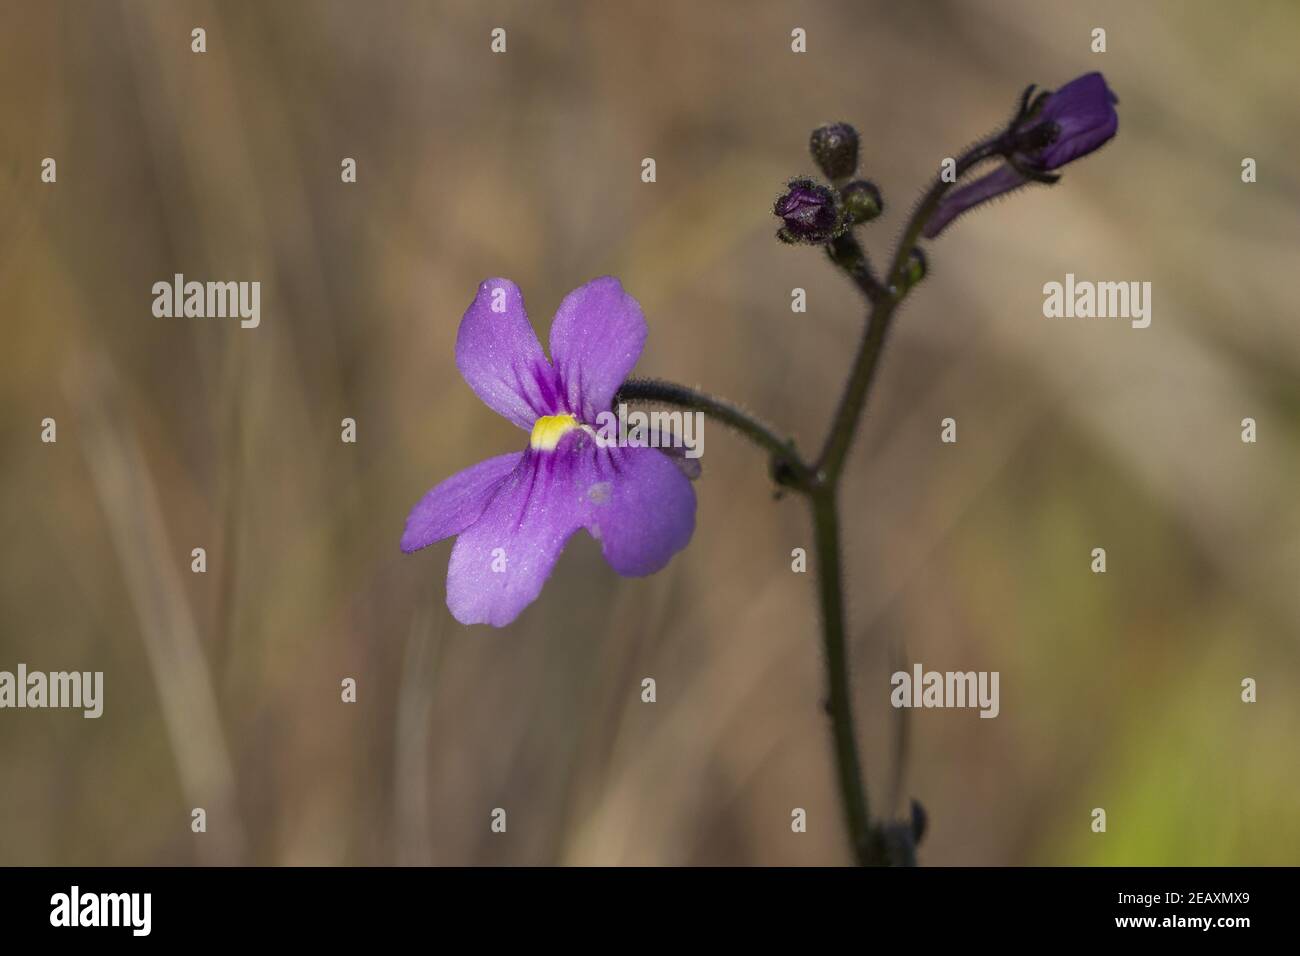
{"left": 774, "top": 178, "right": 843, "bottom": 245}
{"left": 840, "top": 179, "right": 883, "bottom": 225}
{"left": 809, "top": 122, "right": 860, "bottom": 180}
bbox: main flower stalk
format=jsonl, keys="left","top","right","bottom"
{"left": 618, "top": 74, "right": 1117, "bottom": 865}
{"left": 617, "top": 142, "right": 1000, "bottom": 865}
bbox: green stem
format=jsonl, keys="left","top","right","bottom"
{"left": 887, "top": 136, "right": 1004, "bottom": 289}
{"left": 817, "top": 136, "right": 1003, "bottom": 481}
{"left": 614, "top": 378, "right": 813, "bottom": 485}
{"left": 810, "top": 486, "right": 878, "bottom": 864}
{"left": 618, "top": 133, "right": 1007, "bottom": 867}
{"left": 816, "top": 303, "right": 894, "bottom": 481}
{"left": 615, "top": 378, "right": 880, "bottom": 862}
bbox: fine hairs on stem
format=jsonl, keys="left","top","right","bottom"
{"left": 615, "top": 74, "right": 1119, "bottom": 864}
{"left": 612, "top": 135, "right": 1000, "bottom": 866}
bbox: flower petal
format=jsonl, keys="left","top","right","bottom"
{"left": 581, "top": 445, "right": 696, "bottom": 576}
{"left": 1039, "top": 72, "right": 1119, "bottom": 169}
{"left": 922, "top": 166, "right": 1029, "bottom": 239}
{"left": 445, "top": 452, "right": 586, "bottom": 627}
{"left": 456, "top": 278, "right": 563, "bottom": 429}
{"left": 400, "top": 452, "right": 524, "bottom": 553}
{"left": 548, "top": 277, "right": 647, "bottom": 423}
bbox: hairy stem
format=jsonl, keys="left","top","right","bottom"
{"left": 816, "top": 304, "right": 894, "bottom": 481}
{"left": 614, "top": 377, "right": 813, "bottom": 484}
{"left": 885, "top": 136, "right": 1004, "bottom": 290}
{"left": 818, "top": 135, "right": 1003, "bottom": 482}
{"left": 810, "top": 486, "right": 878, "bottom": 864}
{"left": 826, "top": 232, "right": 885, "bottom": 302}
{"left": 621, "top": 132, "right": 1008, "bottom": 866}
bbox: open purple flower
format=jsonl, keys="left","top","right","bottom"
{"left": 401, "top": 277, "right": 696, "bottom": 627}
{"left": 923, "top": 72, "right": 1119, "bottom": 239}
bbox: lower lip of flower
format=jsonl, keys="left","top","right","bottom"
{"left": 529, "top": 413, "right": 579, "bottom": 451}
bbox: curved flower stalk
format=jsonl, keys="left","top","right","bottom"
{"left": 403, "top": 72, "right": 1118, "bottom": 864}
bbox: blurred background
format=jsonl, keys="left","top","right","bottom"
{"left": 2, "top": 0, "right": 1298, "bottom": 865}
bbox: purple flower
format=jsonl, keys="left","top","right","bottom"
{"left": 923, "top": 72, "right": 1119, "bottom": 239}
{"left": 775, "top": 178, "right": 843, "bottom": 244}
{"left": 401, "top": 277, "right": 696, "bottom": 627}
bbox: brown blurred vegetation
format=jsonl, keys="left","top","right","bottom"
{"left": 1, "top": 0, "right": 1298, "bottom": 865}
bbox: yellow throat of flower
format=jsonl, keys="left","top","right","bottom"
{"left": 529, "top": 413, "right": 578, "bottom": 451}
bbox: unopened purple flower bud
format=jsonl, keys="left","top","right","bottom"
{"left": 775, "top": 178, "right": 843, "bottom": 245}
{"left": 810, "top": 122, "right": 860, "bottom": 181}
{"left": 923, "top": 72, "right": 1118, "bottom": 239}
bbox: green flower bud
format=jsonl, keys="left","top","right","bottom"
{"left": 840, "top": 180, "right": 883, "bottom": 225}
{"left": 902, "top": 248, "right": 927, "bottom": 290}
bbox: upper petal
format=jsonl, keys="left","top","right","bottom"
{"left": 400, "top": 451, "right": 524, "bottom": 553}
{"left": 456, "top": 278, "right": 563, "bottom": 429}
{"left": 580, "top": 445, "right": 696, "bottom": 577}
{"left": 1038, "top": 72, "right": 1119, "bottom": 169}
{"left": 445, "top": 451, "right": 586, "bottom": 627}
{"left": 548, "top": 277, "right": 647, "bottom": 423}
